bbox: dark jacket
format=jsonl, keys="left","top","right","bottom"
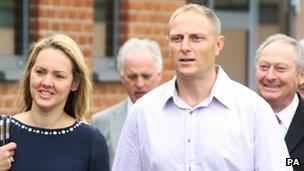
{"left": 285, "top": 94, "right": 304, "bottom": 171}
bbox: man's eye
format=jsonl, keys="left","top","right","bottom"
{"left": 258, "top": 65, "right": 269, "bottom": 71}
{"left": 128, "top": 74, "right": 138, "bottom": 80}
{"left": 276, "top": 66, "right": 287, "bottom": 73}
{"left": 192, "top": 35, "right": 204, "bottom": 42}
{"left": 170, "top": 36, "right": 182, "bottom": 43}
{"left": 142, "top": 74, "right": 151, "bottom": 80}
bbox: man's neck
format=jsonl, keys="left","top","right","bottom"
{"left": 269, "top": 95, "right": 297, "bottom": 113}
{"left": 176, "top": 69, "right": 217, "bottom": 107}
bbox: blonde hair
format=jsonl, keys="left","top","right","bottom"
{"left": 167, "top": 4, "right": 221, "bottom": 36}
{"left": 17, "top": 34, "right": 92, "bottom": 121}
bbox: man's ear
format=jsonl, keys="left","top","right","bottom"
{"left": 71, "top": 78, "right": 79, "bottom": 92}
{"left": 298, "top": 70, "right": 304, "bottom": 85}
{"left": 215, "top": 35, "right": 225, "bottom": 56}
{"left": 157, "top": 72, "right": 162, "bottom": 83}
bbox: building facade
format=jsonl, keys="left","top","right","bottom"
{"left": 0, "top": 0, "right": 303, "bottom": 120}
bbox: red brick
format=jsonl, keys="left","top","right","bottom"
{"left": 51, "top": 23, "right": 60, "bottom": 30}
{"left": 83, "top": 0, "right": 94, "bottom": 8}
{"left": 79, "top": 11, "right": 92, "bottom": 20}
{"left": 68, "top": 11, "right": 77, "bottom": 18}
{"left": 62, "top": 23, "right": 72, "bottom": 31}
{"left": 72, "top": 23, "right": 81, "bottom": 32}
{"left": 83, "top": 48, "right": 92, "bottom": 58}
{"left": 72, "top": 0, "right": 83, "bottom": 6}
{"left": 46, "top": 9, "right": 55, "bottom": 17}
{"left": 0, "top": 0, "right": 178, "bottom": 114}
{"left": 83, "top": 24, "right": 93, "bottom": 32}
{"left": 31, "top": 20, "right": 49, "bottom": 30}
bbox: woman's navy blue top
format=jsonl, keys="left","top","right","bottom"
{"left": 9, "top": 118, "right": 109, "bottom": 171}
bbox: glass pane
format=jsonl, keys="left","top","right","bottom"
{"left": 259, "top": 0, "right": 281, "bottom": 44}
{"left": 93, "top": 0, "right": 114, "bottom": 57}
{"left": 215, "top": 0, "right": 248, "bottom": 11}
{"left": 0, "top": 0, "right": 23, "bottom": 55}
{"left": 186, "top": 0, "right": 209, "bottom": 6}
{"left": 0, "top": 0, "right": 14, "bottom": 55}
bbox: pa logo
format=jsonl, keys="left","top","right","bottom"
{"left": 286, "top": 158, "right": 301, "bottom": 166}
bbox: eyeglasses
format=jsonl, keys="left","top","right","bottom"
{"left": 0, "top": 115, "right": 11, "bottom": 146}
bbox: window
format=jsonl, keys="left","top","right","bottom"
{"left": 92, "top": 0, "right": 120, "bottom": 83}
{"left": 186, "top": 0, "right": 209, "bottom": 6}
{"left": 260, "top": 2, "right": 279, "bottom": 24}
{"left": 0, "top": 0, "right": 15, "bottom": 55}
{"left": 0, "top": 0, "right": 28, "bottom": 82}
{"left": 186, "top": 0, "right": 248, "bottom": 11}
{"left": 214, "top": 0, "right": 248, "bottom": 11}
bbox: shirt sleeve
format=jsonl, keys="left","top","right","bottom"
{"left": 89, "top": 128, "right": 110, "bottom": 171}
{"left": 112, "top": 109, "right": 141, "bottom": 171}
{"left": 254, "top": 101, "right": 293, "bottom": 171}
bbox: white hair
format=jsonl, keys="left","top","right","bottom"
{"left": 255, "top": 34, "right": 304, "bottom": 71}
{"left": 116, "top": 38, "right": 163, "bottom": 74}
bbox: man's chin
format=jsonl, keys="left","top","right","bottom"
{"left": 131, "top": 94, "right": 145, "bottom": 102}
{"left": 263, "top": 95, "right": 280, "bottom": 103}
{"left": 136, "top": 92, "right": 146, "bottom": 98}
{"left": 260, "top": 92, "right": 279, "bottom": 102}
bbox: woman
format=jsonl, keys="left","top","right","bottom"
{"left": 0, "top": 34, "right": 109, "bottom": 171}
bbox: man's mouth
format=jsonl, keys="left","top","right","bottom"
{"left": 179, "top": 58, "right": 195, "bottom": 62}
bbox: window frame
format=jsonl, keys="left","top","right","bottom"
{"left": 0, "top": 0, "right": 28, "bottom": 82}
{"left": 92, "top": 0, "right": 121, "bottom": 83}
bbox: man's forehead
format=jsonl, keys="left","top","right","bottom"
{"left": 125, "top": 69, "right": 154, "bottom": 75}
{"left": 127, "top": 46, "right": 151, "bottom": 56}
{"left": 168, "top": 12, "right": 214, "bottom": 36}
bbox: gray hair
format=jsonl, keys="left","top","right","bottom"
{"left": 167, "top": 4, "right": 221, "bottom": 36}
{"left": 255, "top": 34, "right": 304, "bottom": 72}
{"left": 299, "top": 39, "right": 304, "bottom": 46}
{"left": 117, "top": 38, "right": 163, "bottom": 74}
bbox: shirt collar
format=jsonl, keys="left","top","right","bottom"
{"left": 211, "top": 65, "right": 234, "bottom": 109}
{"left": 127, "top": 96, "right": 134, "bottom": 115}
{"left": 161, "top": 76, "right": 176, "bottom": 107}
{"left": 275, "top": 94, "right": 299, "bottom": 129}
{"left": 162, "top": 65, "right": 233, "bottom": 109}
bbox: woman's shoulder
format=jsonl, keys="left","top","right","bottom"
{"left": 80, "top": 122, "right": 99, "bottom": 132}
{"left": 80, "top": 123, "right": 107, "bottom": 148}
{"left": 79, "top": 122, "right": 105, "bottom": 138}
{"left": 12, "top": 112, "right": 27, "bottom": 120}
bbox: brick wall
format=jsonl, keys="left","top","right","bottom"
{"left": 0, "top": 0, "right": 186, "bottom": 119}
{"left": 90, "top": 0, "right": 185, "bottom": 119}
{"left": 29, "top": 0, "right": 94, "bottom": 60}
{"left": 119, "top": 0, "right": 184, "bottom": 81}
{"left": 0, "top": 84, "right": 18, "bottom": 114}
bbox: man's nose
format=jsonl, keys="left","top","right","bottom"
{"left": 181, "top": 38, "right": 191, "bottom": 52}
{"left": 265, "top": 67, "right": 277, "bottom": 81}
{"left": 135, "top": 77, "right": 145, "bottom": 88}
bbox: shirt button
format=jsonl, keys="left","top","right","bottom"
{"left": 187, "top": 138, "right": 190, "bottom": 143}
{"left": 190, "top": 111, "right": 193, "bottom": 115}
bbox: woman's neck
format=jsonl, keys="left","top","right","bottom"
{"left": 15, "top": 108, "right": 75, "bottom": 129}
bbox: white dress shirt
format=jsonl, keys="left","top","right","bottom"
{"left": 275, "top": 94, "right": 299, "bottom": 137}
{"left": 127, "top": 96, "right": 134, "bottom": 116}
{"left": 112, "top": 66, "right": 291, "bottom": 171}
